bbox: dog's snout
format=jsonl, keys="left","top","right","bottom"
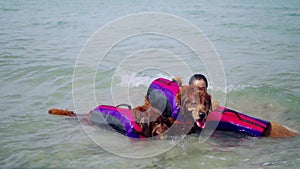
{"left": 199, "top": 112, "right": 206, "bottom": 119}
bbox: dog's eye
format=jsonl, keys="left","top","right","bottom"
{"left": 192, "top": 102, "right": 197, "bottom": 107}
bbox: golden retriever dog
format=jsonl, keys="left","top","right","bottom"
{"left": 176, "top": 85, "right": 212, "bottom": 130}
{"left": 151, "top": 84, "right": 212, "bottom": 136}
{"left": 132, "top": 102, "right": 168, "bottom": 137}
{"left": 49, "top": 100, "right": 169, "bottom": 138}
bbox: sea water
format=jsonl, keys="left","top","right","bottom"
{"left": 1, "top": 0, "right": 299, "bottom": 168}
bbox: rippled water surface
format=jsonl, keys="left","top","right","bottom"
{"left": 1, "top": 0, "right": 299, "bottom": 168}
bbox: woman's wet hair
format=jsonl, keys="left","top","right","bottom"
{"left": 188, "top": 74, "right": 208, "bottom": 88}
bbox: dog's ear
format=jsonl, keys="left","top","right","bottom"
{"left": 206, "top": 92, "right": 212, "bottom": 103}
{"left": 140, "top": 117, "right": 151, "bottom": 137}
{"left": 208, "top": 94, "right": 212, "bottom": 111}
{"left": 176, "top": 89, "right": 181, "bottom": 107}
{"left": 197, "top": 86, "right": 206, "bottom": 92}
{"left": 172, "top": 76, "right": 183, "bottom": 86}
{"left": 140, "top": 117, "right": 148, "bottom": 124}
{"left": 132, "top": 107, "right": 147, "bottom": 123}
{"left": 144, "top": 95, "right": 151, "bottom": 107}
{"left": 199, "top": 88, "right": 212, "bottom": 111}
{"left": 132, "top": 109, "right": 141, "bottom": 123}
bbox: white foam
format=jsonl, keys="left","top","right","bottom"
{"left": 114, "top": 68, "right": 172, "bottom": 88}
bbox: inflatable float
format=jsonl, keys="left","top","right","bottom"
{"left": 90, "top": 104, "right": 270, "bottom": 138}
{"left": 90, "top": 78, "right": 271, "bottom": 138}
{"left": 90, "top": 104, "right": 144, "bottom": 138}
{"left": 208, "top": 106, "right": 270, "bottom": 137}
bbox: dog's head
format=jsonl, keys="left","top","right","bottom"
{"left": 134, "top": 107, "right": 168, "bottom": 137}
{"left": 177, "top": 85, "right": 211, "bottom": 129}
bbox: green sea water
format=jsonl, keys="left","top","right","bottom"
{"left": 1, "top": 0, "right": 299, "bottom": 168}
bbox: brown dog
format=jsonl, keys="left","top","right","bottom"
{"left": 176, "top": 85, "right": 212, "bottom": 132}
{"left": 131, "top": 97, "right": 169, "bottom": 137}
{"left": 49, "top": 101, "right": 169, "bottom": 138}
{"left": 132, "top": 105, "right": 168, "bottom": 137}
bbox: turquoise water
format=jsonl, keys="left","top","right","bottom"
{"left": 1, "top": 0, "right": 300, "bottom": 168}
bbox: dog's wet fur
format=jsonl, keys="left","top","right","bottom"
{"left": 132, "top": 102, "right": 168, "bottom": 137}
{"left": 177, "top": 85, "right": 211, "bottom": 129}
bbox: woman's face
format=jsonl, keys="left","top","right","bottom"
{"left": 193, "top": 79, "right": 207, "bottom": 91}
